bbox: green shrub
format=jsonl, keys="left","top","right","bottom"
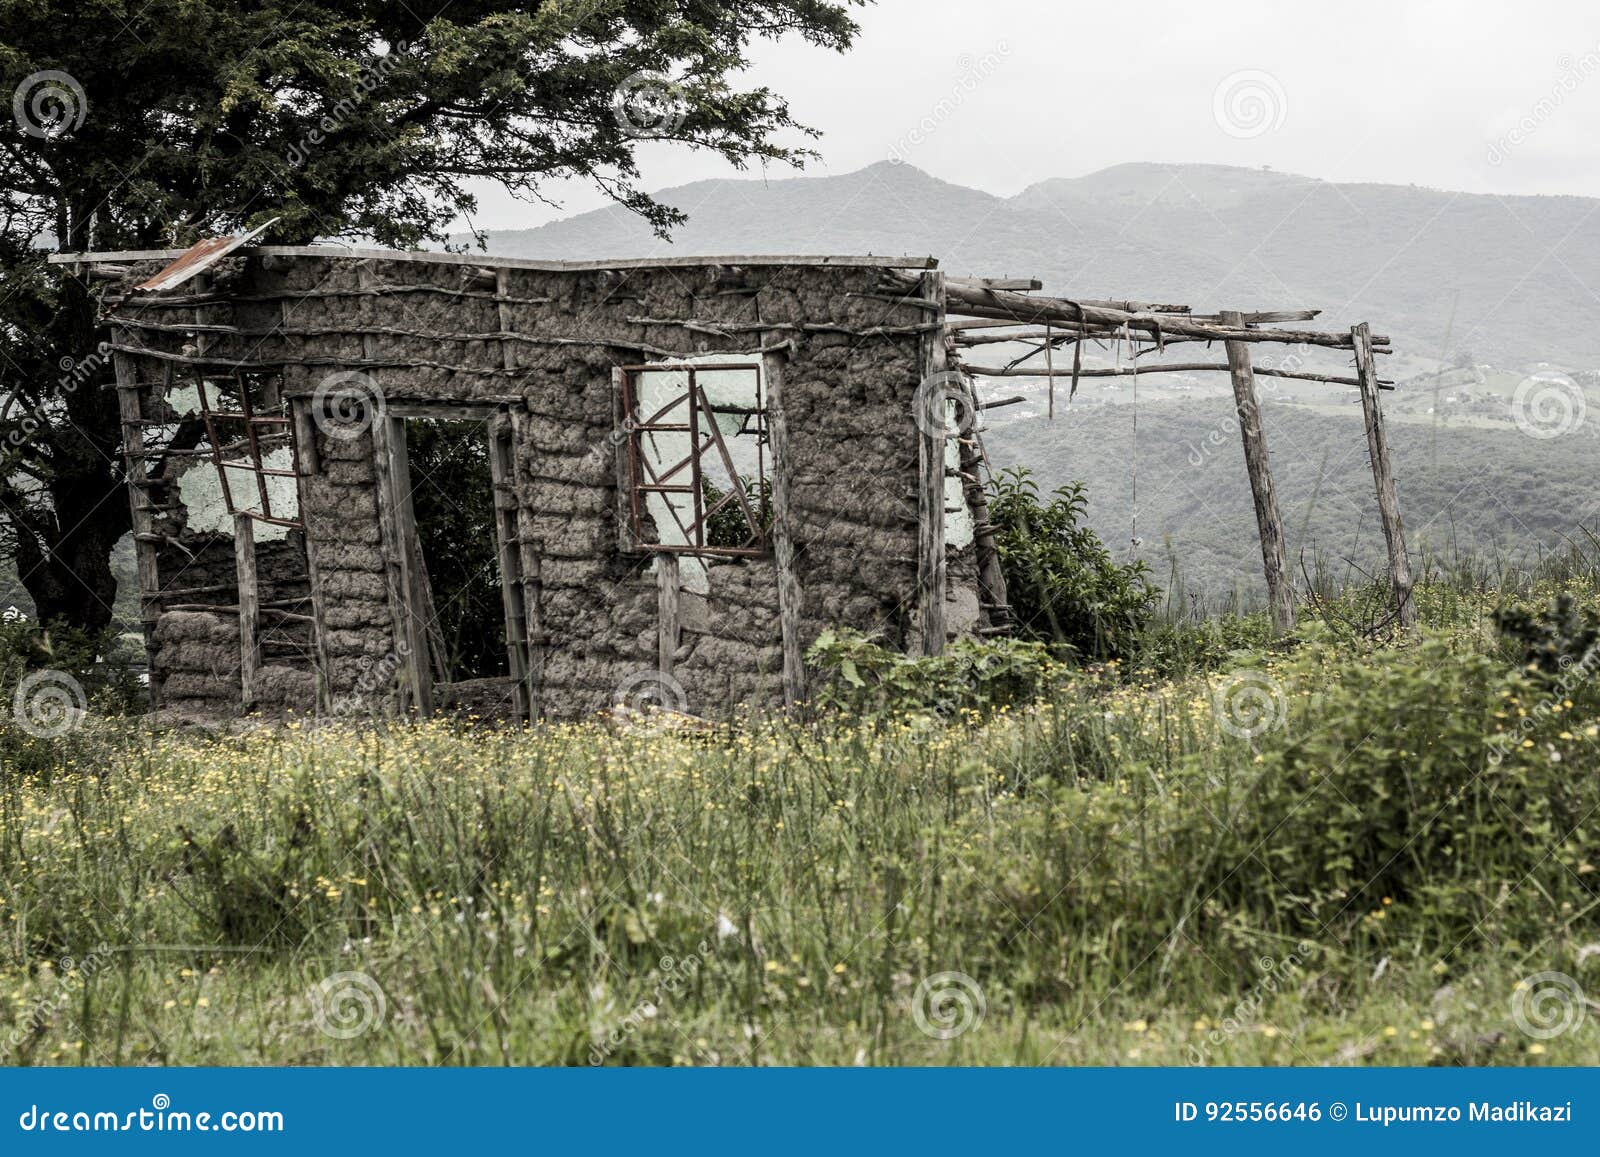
{"left": 805, "top": 628, "right": 1061, "bottom": 718}
{"left": 988, "top": 468, "right": 1158, "bottom": 662}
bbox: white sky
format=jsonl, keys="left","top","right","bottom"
{"left": 461, "top": 0, "right": 1600, "bottom": 231}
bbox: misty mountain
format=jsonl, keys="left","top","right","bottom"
{"left": 462, "top": 160, "right": 1600, "bottom": 369}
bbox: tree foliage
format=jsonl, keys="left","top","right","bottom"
{"left": 0, "top": 0, "right": 864, "bottom": 628}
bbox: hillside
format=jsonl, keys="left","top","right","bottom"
{"left": 462, "top": 160, "right": 1600, "bottom": 368}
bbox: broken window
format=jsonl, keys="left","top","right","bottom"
{"left": 620, "top": 362, "right": 771, "bottom": 557}
{"left": 192, "top": 372, "right": 300, "bottom": 529}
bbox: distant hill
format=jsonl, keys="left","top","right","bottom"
{"left": 462, "top": 160, "right": 1600, "bottom": 369}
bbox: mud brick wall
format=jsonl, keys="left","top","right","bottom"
{"left": 109, "top": 252, "right": 983, "bottom": 720}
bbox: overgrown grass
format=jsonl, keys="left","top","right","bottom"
{"left": 2, "top": 575, "right": 1600, "bottom": 1066}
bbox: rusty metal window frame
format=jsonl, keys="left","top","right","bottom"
{"left": 619, "top": 362, "right": 769, "bottom": 558}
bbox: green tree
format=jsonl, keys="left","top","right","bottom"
{"left": 0, "top": 0, "right": 864, "bottom": 630}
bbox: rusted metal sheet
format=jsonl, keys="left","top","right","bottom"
{"left": 132, "top": 218, "right": 277, "bottom": 292}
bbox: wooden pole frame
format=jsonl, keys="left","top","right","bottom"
{"left": 762, "top": 339, "right": 808, "bottom": 706}
{"left": 1353, "top": 322, "right": 1417, "bottom": 627}
{"left": 916, "top": 271, "right": 948, "bottom": 656}
{"left": 1221, "top": 310, "right": 1296, "bottom": 635}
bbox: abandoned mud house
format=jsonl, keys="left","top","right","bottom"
{"left": 53, "top": 237, "right": 1410, "bottom": 722}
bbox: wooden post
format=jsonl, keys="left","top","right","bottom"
{"left": 955, "top": 372, "right": 1010, "bottom": 632}
{"left": 508, "top": 408, "right": 545, "bottom": 720}
{"left": 289, "top": 396, "right": 332, "bottom": 712}
{"left": 487, "top": 413, "right": 531, "bottom": 722}
{"left": 110, "top": 332, "right": 163, "bottom": 705}
{"left": 233, "top": 512, "right": 261, "bottom": 708}
{"left": 762, "top": 341, "right": 807, "bottom": 706}
{"left": 1221, "top": 310, "right": 1296, "bottom": 635}
{"left": 371, "top": 412, "right": 431, "bottom": 716}
{"left": 1352, "top": 322, "right": 1416, "bottom": 627}
{"left": 916, "top": 271, "right": 948, "bottom": 656}
{"left": 612, "top": 367, "right": 636, "bottom": 554}
{"left": 657, "top": 552, "right": 681, "bottom": 677}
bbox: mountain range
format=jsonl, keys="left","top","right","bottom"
{"left": 462, "top": 160, "right": 1600, "bottom": 369}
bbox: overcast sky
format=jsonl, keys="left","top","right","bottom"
{"left": 460, "top": 0, "right": 1600, "bottom": 231}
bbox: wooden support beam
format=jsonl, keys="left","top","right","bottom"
{"left": 1222, "top": 310, "right": 1296, "bottom": 635}
{"left": 657, "top": 552, "right": 681, "bottom": 677}
{"left": 289, "top": 396, "right": 332, "bottom": 712}
{"left": 763, "top": 340, "right": 807, "bottom": 706}
{"left": 233, "top": 513, "right": 262, "bottom": 707}
{"left": 511, "top": 413, "right": 545, "bottom": 721}
{"left": 1353, "top": 321, "right": 1416, "bottom": 627}
{"left": 110, "top": 331, "right": 163, "bottom": 701}
{"left": 916, "top": 271, "right": 949, "bottom": 656}
{"left": 959, "top": 361, "right": 1390, "bottom": 388}
{"left": 487, "top": 410, "right": 532, "bottom": 722}
{"left": 954, "top": 374, "right": 1010, "bottom": 634}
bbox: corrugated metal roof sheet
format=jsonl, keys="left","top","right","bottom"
{"left": 132, "top": 219, "right": 278, "bottom": 292}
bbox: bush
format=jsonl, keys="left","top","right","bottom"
{"left": 988, "top": 468, "right": 1158, "bottom": 662}
{"left": 805, "top": 628, "right": 1061, "bottom": 718}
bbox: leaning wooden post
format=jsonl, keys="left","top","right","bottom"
{"left": 233, "top": 512, "right": 262, "bottom": 709}
{"left": 1221, "top": 310, "right": 1296, "bottom": 634}
{"left": 1352, "top": 322, "right": 1416, "bottom": 627}
{"left": 916, "top": 271, "right": 949, "bottom": 656}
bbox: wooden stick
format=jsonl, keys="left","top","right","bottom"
{"left": 289, "top": 395, "right": 332, "bottom": 713}
{"left": 110, "top": 330, "right": 164, "bottom": 703}
{"left": 917, "top": 272, "right": 948, "bottom": 656}
{"left": 1353, "top": 321, "right": 1416, "bottom": 627}
{"left": 657, "top": 552, "right": 681, "bottom": 678}
{"left": 487, "top": 409, "right": 532, "bottom": 722}
{"left": 1222, "top": 310, "right": 1296, "bottom": 635}
{"left": 763, "top": 339, "right": 807, "bottom": 707}
{"left": 959, "top": 361, "right": 1390, "bottom": 388}
{"left": 234, "top": 513, "right": 262, "bottom": 706}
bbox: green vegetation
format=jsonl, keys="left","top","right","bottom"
{"left": 2, "top": 564, "right": 1598, "bottom": 1066}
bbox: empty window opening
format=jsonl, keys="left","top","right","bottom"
{"left": 622, "top": 362, "right": 771, "bottom": 562}
{"left": 404, "top": 417, "right": 509, "bottom": 684}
